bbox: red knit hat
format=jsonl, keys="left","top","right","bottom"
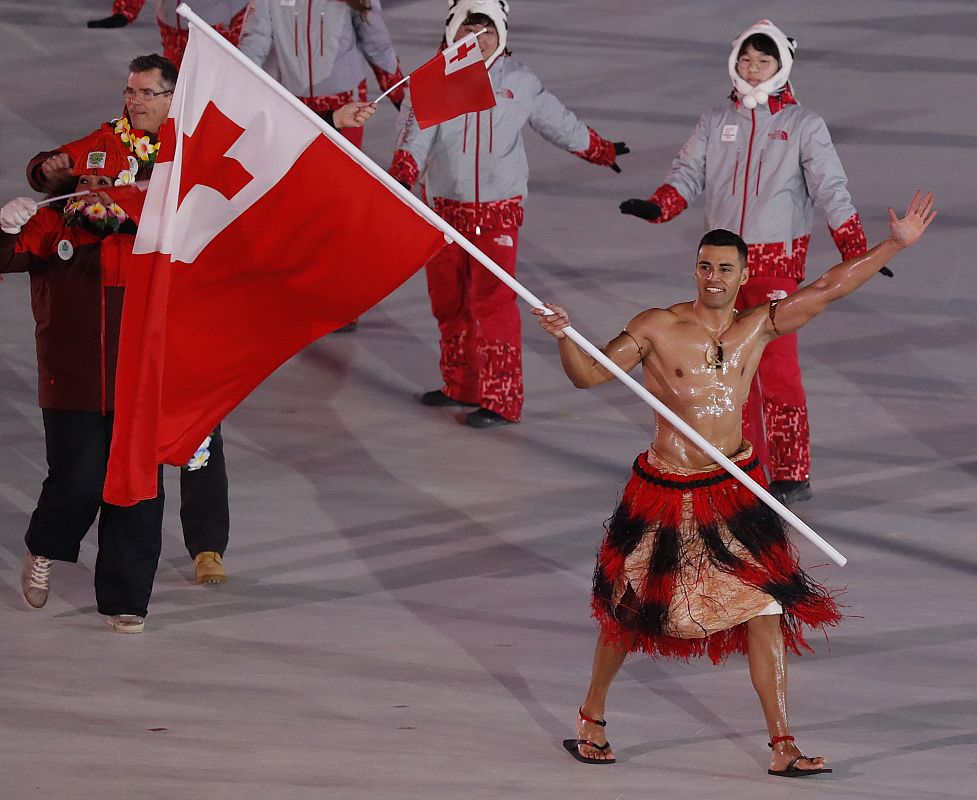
{"left": 72, "top": 133, "right": 133, "bottom": 178}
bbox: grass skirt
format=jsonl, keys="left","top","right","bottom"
{"left": 592, "top": 445, "right": 841, "bottom": 664}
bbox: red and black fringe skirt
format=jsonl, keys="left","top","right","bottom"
{"left": 593, "top": 446, "right": 841, "bottom": 664}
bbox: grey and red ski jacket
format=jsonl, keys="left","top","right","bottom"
{"left": 647, "top": 88, "right": 866, "bottom": 280}
{"left": 389, "top": 55, "right": 620, "bottom": 234}
{"left": 239, "top": 0, "right": 404, "bottom": 108}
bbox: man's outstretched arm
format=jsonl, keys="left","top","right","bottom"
{"left": 533, "top": 305, "right": 646, "bottom": 388}
{"left": 769, "top": 191, "right": 936, "bottom": 337}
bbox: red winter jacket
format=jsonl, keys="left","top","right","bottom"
{"left": 1, "top": 208, "right": 132, "bottom": 413}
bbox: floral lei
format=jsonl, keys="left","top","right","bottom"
{"left": 113, "top": 116, "right": 161, "bottom": 166}
{"left": 64, "top": 197, "right": 129, "bottom": 233}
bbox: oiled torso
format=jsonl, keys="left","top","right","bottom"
{"left": 636, "top": 302, "right": 768, "bottom": 469}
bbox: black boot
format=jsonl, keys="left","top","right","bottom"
{"left": 768, "top": 479, "right": 812, "bottom": 507}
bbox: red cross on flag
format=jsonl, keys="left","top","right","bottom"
{"left": 103, "top": 15, "right": 447, "bottom": 506}
{"left": 408, "top": 32, "right": 497, "bottom": 129}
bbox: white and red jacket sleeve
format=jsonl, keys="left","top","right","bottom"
{"left": 523, "top": 73, "right": 620, "bottom": 170}
{"left": 799, "top": 116, "right": 867, "bottom": 259}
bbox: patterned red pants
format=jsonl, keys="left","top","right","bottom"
{"left": 735, "top": 276, "right": 811, "bottom": 482}
{"left": 424, "top": 228, "right": 523, "bottom": 421}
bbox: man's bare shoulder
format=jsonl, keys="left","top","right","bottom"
{"left": 731, "top": 301, "right": 771, "bottom": 333}
{"left": 628, "top": 303, "right": 688, "bottom": 334}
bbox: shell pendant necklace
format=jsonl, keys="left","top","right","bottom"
{"left": 695, "top": 307, "right": 738, "bottom": 370}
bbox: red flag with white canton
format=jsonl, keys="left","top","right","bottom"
{"left": 408, "top": 32, "right": 496, "bottom": 129}
{"left": 104, "top": 24, "right": 447, "bottom": 505}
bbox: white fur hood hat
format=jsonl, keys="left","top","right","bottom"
{"left": 728, "top": 19, "right": 797, "bottom": 109}
{"left": 445, "top": 0, "right": 510, "bottom": 67}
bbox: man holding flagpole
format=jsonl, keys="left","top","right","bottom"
{"left": 390, "top": 0, "right": 629, "bottom": 428}
{"left": 23, "top": 53, "right": 377, "bottom": 587}
{"left": 535, "top": 191, "right": 935, "bottom": 775}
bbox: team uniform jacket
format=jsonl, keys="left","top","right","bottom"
{"left": 0, "top": 209, "right": 131, "bottom": 413}
{"left": 390, "top": 55, "right": 617, "bottom": 233}
{"left": 111, "top": 0, "right": 250, "bottom": 65}
{"left": 649, "top": 89, "right": 866, "bottom": 279}
{"left": 238, "top": 0, "right": 403, "bottom": 106}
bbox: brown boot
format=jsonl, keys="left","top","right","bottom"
{"left": 193, "top": 551, "right": 227, "bottom": 585}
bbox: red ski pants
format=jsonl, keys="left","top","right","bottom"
{"left": 735, "top": 276, "right": 811, "bottom": 482}
{"left": 424, "top": 228, "right": 523, "bottom": 421}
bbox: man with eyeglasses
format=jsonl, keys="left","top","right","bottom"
{"left": 27, "top": 55, "right": 177, "bottom": 197}
{"left": 22, "top": 53, "right": 376, "bottom": 588}
{"left": 23, "top": 55, "right": 235, "bottom": 590}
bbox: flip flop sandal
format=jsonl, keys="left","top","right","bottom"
{"left": 767, "top": 735, "right": 832, "bottom": 777}
{"left": 563, "top": 738, "right": 615, "bottom": 764}
{"left": 562, "top": 707, "right": 616, "bottom": 765}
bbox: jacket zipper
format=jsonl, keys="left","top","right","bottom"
{"left": 293, "top": 11, "right": 298, "bottom": 56}
{"left": 731, "top": 151, "right": 739, "bottom": 196}
{"left": 320, "top": 11, "right": 324, "bottom": 56}
{"left": 305, "top": 3, "right": 314, "bottom": 99}
{"left": 489, "top": 107, "right": 494, "bottom": 151}
{"left": 738, "top": 108, "right": 756, "bottom": 236}
{"left": 462, "top": 114, "right": 468, "bottom": 153}
{"left": 756, "top": 149, "right": 764, "bottom": 196}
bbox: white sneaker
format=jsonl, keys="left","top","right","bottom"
{"left": 21, "top": 552, "right": 53, "bottom": 608}
{"left": 106, "top": 614, "right": 145, "bottom": 634}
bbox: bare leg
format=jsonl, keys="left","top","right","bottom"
{"left": 572, "top": 631, "right": 628, "bottom": 761}
{"left": 746, "top": 614, "right": 828, "bottom": 772}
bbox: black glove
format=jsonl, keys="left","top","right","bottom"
{"left": 608, "top": 142, "right": 629, "bottom": 173}
{"left": 619, "top": 198, "right": 661, "bottom": 220}
{"left": 87, "top": 13, "right": 129, "bottom": 28}
{"left": 879, "top": 266, "right": 894, "bottom": 277}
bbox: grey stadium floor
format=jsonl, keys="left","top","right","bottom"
{"left": 1, "top": 1, "right": 974, "bottom": 798}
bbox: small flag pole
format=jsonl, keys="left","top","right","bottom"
{"left": 36, "top": 180, "right": 151, "bottom": 207}
{"left": 37, "top": 190, "right": 90, "bottom": 207}
{"left": 372, "top": 29, "right": 487, "bottom": 104}
{"left": 374, "top": 74, "right": 409, "bottom": 104}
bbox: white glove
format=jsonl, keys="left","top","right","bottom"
{"left": 1, "top": 197, "right": 38, "bottom": 234}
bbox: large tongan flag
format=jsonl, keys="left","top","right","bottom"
{"left": 103, "top": 15, "right": 447, "bottom": 505}
{"left": 408, "top": 32, "right": 496, "bottom": 129}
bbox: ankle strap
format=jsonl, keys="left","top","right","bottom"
{"left": 768, "top": 735, "right": 795, "bottom": 748}
{"left": 578, "top": 706, "right": 606, "bottom": 727}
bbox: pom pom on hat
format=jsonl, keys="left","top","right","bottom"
{"left": 728, "top": 19, "right": 795, "bottom": 109}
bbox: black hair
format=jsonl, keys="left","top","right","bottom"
{"left": 128, "top": 54, "right": 178, "bottom": 90}
{"left": 463, "top": 12, "right": 496, "bottom": 29}
{"left": 737, "top": 33, "right": 781, "bottom": 69}
{"left": 698, "top": 229, "right": 748, "bottom": 266}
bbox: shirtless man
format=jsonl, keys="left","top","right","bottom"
{"left": 534, "top": 190, "right": 935, "bottom": 776}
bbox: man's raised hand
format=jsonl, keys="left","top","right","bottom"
{"left": 889, "top": 191, "right": 936, "bottom": 249}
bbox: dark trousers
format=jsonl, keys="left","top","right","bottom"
{"left": 25, "top": 409, "right": 164, "bottom": 617}
{"left": 179, "top": 423, "right": 229, "bottom": 558}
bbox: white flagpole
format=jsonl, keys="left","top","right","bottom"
{"left": 174, "top": 4, "right": 846, "bottom": 567}
{"left": 37, "top": 190, "right": 88, "bottom": 207}
{"left": 37, "top": 180, "right": 151, "bottom": 208}
{"left": 373, "top": 29, "right": 486, "bottom": 104}
{"left": 374, "top": 74, "right": 408, "bottom": 104}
